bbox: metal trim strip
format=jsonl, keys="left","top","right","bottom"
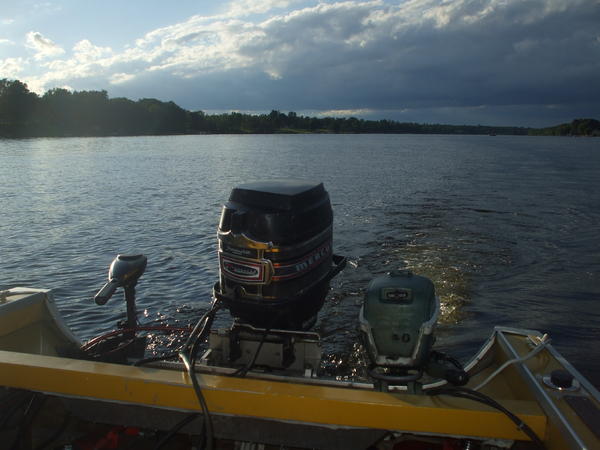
{"left": 495, "top": 329, "right": 587, "bottom": 449}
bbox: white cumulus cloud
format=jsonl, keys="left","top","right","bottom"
{"left": 73, "top": 40, "right": 112, "bottom": 62}
{"left": 110, "top": 72, "right": 136, "bottom": 85}
{"left": 25, "top": 31, "right": 65, "bottom": 60}
{"left": 225, "top": 0, "right": 304, "bottom": 18}
{"left": 0, "top": 57, "right": 26, "bottom": 79}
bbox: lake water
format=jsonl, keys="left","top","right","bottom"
{"left": 1, "top": 134, "right": 599, "bottom": 386}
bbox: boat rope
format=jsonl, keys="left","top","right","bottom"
{"left": 473, "top": 334, "right": 551, "bottom": 392}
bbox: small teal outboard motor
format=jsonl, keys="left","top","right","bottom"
{"left": 359, "top": 270, "right": 468, "bottom": 390}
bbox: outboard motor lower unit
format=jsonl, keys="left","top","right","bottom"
{"left": 215, "top": 180, "right": 344, "bottom": 330}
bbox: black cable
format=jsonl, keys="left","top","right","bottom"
{"left": 431, "top": 350, "right": 463, "bottom": 370}
{"left": 189, "top": 303, "right": 220, "bottom": 367}
{"left": 153, "top": 413, "right": 199, "bottom": 450}
{"left": 230, "top": 325, "right": 271, "bottom": 377}
{"left": 365, "top": 431, "right": 394, "bottom": 450}
{"left": 178, "top": 299, "right": 222, "bottom": 450}
{"left": 33, "top": 412, "right": 71, "bottom": 450}
{"left": 9, "top": 394, "right": 36, "bottom": 450}
{"left": 134, "top": 352, "right": 179, "bottom": 366}
{"left": 228, "top": 309, "right": 286, "bottom": 378}
{"left": 445, "top": 355, "right": 463, "bottom": 370}
{"left": 90, "top": 300, "right": 220, "bottom": 449}
{"left": 133, "top": 302, "right": 219, "bottom": 367}
{"left": 10, "top": 394, "right": 47, "bottom": 450}
{"left": 447, "top": 388, "right": 543, "bottom": 447}
{"left": 179, "top": 351, "right": 213, "bottom": 450}
{"left": 133, "top": 305, "right": 219, "bottom": 367}
{"left": 188, "top": 302, "right": 220, "bottom": 448}
{"left": 117, "top": 301, "right": 220, "bottom": 450}
{"left": 427, "top": 386, "right": 545, "bottom": 449}
{"left": 0, "top": 390, "right": 31, "bottom": 429}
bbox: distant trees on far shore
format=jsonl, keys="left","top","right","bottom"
{"left": 0, "top": 79, "right": 190, "bottom": 137}
{"left": 0, "top": 78, "right": 596, "bottom": 138}
{"left": 529, "top": 118, "right": 600, "bottom": 137}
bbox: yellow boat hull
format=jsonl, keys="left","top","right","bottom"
{"left": 1, "top": 288, "right": 598, "bottom": 449}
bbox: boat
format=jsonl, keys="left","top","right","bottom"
{"left": 1, "top": 180, "right": 599, "bottom": 450}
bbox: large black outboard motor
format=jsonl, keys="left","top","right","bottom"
{"left": 214, "top": 180, "right": 345, "bottom": 330}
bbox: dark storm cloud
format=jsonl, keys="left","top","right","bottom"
{"left": 239, "top": 0, "right": 600, "bottom": 110}
{"left": 24, "top": 0, "right": 600, "bottom": 126}
{"left": 173, "top": 0, "right": 600, "bottom": 125}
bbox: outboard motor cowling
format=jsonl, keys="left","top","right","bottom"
{"left": 359, "top": 270, "right": 438, "bottom": 369}
{"left": 215, "top": 180, "right": 344, "bottom": 330}
{"left": 94, "top": 254, "right": 147, "bottom": 306}
{"left": 359, "top": 270, "right": 468, "bottom": 389}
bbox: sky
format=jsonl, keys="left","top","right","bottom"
{"left": 1, "top": 0, "right": 599, "bottom": 127}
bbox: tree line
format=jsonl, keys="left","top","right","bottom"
{"left": 528, "top": 118, "right": 600, "bottom": 137}
{"left": 0, "top": 78, "right": 591, "bottom": 138}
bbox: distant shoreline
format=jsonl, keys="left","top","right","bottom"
{"left": 3, "top": 127, "right": 598, "bottom": 139}
{"left": 2, "top": 127, "right": 599, "bottom": 139}
{"left": 3, "top": 131, "right": 598, "bottom": 140}
{"left": 1, "top": 79, "right": 598, "bottom": 138}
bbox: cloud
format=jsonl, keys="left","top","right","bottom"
{"left": 110, "top": 72, "right": 135, "bottom": 85}
{"left": 18, "top": 0, "right": 600, "bottom": 126}
{"left": 73, "top": 40, "right": 112, "bottom": 62}
{"left": 0, "top": 57, "right": 26, "bottom": 78}
{"left": 25, "top": 31, "right": 65, "bottom": 60}
{"left": 319, "top": 108, "right": 375, "bottom": 117}
{"left": 0, "top": 38, "right": 14, "bottom": 45}
{"left": 225, "top": 0, "right": 304, "bottom": 18}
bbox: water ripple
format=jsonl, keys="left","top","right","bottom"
{"left": 1, "top": 135, "right": 599, "bottom": 386}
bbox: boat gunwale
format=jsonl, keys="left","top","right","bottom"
{"left": 4, "top": 287, "right": 600, "bottom": 447}
{"left": 494, "top": 327, "right": 599, "bottom": 449}
{"left": 0, "top": 347, "right": 546, "bottom": 442}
